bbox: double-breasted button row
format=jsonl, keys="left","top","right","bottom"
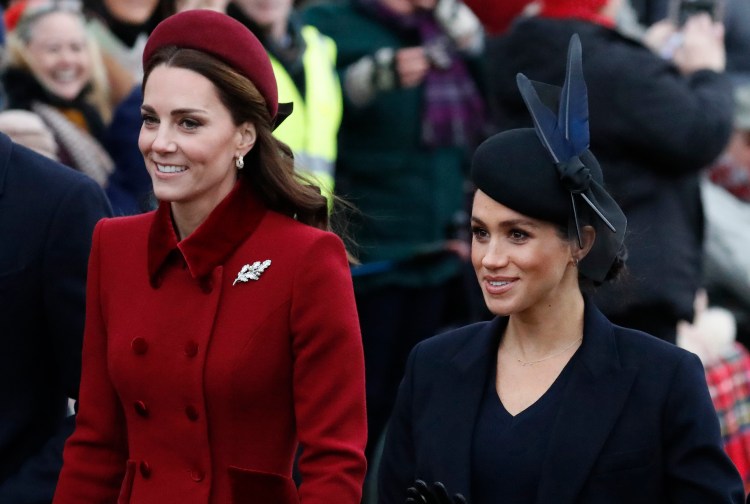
{"left": 131, "top": 337, "right": 148, "bottom": 355}
{"left": 199, "top": 278, "right": 213, "bottom": 294}
{"left": 185, "top": 405, "right": 199, "bottom": 421}
{"left": 184, "top": 340, "right": 199, "bottom": 358}
{"left": 138, "top": 460, "right": 206, "bottom": 483}
{"left": 130, "top": 338, "right": 199, "bottom": 358}
{"left": 140, "top": 460, "right": 151, "bottom": 479}
{"left": 190, "top": 469, "right": 205, "bottom": 482}
{"left": 134, "top": 436, "right": 203, "bottom": 485}
{"left": 133, "top": 401, "right": 202, "bottom": 421}
{"left": 139, "top": 460, "right": 203, "bottom": 483}
{"left": 134, "top": 400, "right": 149, "bottom": 418}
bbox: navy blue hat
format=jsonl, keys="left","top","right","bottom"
{"left": 470, "top": 35, "right": 626, "bottom": 282}
{"left": 472, "top": 128, "right": 606, "bottom": 227}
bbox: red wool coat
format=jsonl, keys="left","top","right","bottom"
{"left": 53, "top": 180, "right": 368, "bottom": 504}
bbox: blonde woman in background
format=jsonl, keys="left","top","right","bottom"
{"left": 2, "top": 0, "right": 114, "bottom": 187}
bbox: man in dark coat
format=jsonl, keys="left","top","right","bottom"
{"left": 0, "top": 132, "right": 112, "bottom": 503}
{"left": 487, "top": 0, "right": 733, "bottom": 342}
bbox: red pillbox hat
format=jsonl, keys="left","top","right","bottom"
{"left": 143, "top": 9, "right": 278, "bottom": 119}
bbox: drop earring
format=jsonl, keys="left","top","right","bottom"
{"left": 235, "top": 154, "right": 244, "bottom": 170}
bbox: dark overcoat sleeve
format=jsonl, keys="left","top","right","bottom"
{"left": 663, "top": 352, "right": 745, "bottom": 502}
{"left": 0, "top": 154, "right": 112, "bottom": 503}
{"left": 594, "top": 42, "right": 734, "bottom": 176}
{"left": 53, "top": 219, "right": 131, "bottom": 504}
{"left": 378, "top": 344, "right": 419, "bottom": 504}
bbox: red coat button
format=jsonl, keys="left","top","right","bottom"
{"left": 189, "top": 469, "right": 204, "bottom": 482}
{"left": 131, "top": 338, "right": 148, "bottom": 355}
{"left": 140, "top": 460, "right": 152, "bottom": 478}
{"left": 134, "top": 400, "right": 149, "bottom": 417}
{"left": 200, "top": 279, "right": 212, "bottom": 294}
{"left": 184, "top": 341, "right": 199, "bottom": 358}
{"left": 185, "top": 405, "right": 199, "bottom": 421}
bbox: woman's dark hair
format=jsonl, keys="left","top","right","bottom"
{"left": 553, "top": 223, "right": 628, "bottom": 289}
{"left": 142, "top": 46, "right": 330, "bottom": 231}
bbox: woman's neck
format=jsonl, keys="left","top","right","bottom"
{"left": 169, "top": 185, "right": 236, "bottom": 240}
{"left": 503, "top": 287, "right": 585, "bottom": 357}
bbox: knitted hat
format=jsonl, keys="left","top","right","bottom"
{"left": 143, "top": 9, "right": 279, "bottom": 120}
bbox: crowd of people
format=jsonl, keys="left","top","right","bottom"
{"left": 0, "top": 0, "right": 749, "bottom": 503}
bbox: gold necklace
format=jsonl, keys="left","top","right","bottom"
{"left": 515, "top": 337, "right": 583, "bottom": 366}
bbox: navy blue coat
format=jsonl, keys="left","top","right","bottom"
{"left": 378, "top": 302, "right": 744, "bottom": 503}
{"left": 0, "top": 133, "right": 111, "bottom": 503}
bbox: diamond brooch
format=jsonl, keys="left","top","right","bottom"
{"left": 233, "top": 260, "right": 272, "bottom": 285}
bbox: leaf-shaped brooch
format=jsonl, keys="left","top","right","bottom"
{"left": 233, "top": 260, "right": 272, "bottom": 285}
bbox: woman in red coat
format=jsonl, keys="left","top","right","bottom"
{"left": 53, "top": 9, "right": 367, "bottom": 504}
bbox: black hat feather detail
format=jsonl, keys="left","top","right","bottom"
{"left": 470, "top": 34, "right": 626, "bottom": 282}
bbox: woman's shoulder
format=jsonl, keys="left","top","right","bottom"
{"left": 411, "top": 320, "right": 497, "bottom": 364}
{"left": 263, "top": 210, "right": 345, "bottom": 246}
{"left": 94, "top": 211, "right": 155, "bottom": 239}
{"left": 253, "top": 211, "right": 351, "bottom": 271}
{"left": 611, "top": 322, "right": 703, "bottom": 373}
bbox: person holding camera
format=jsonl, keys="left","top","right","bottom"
{"left": 487, "top": 0, "right": 733, "bottom": 344}
{"left": 303, "top": 0, "right": 488, "bottom": 470}
{"left": 630, "top": 0, "right": 750, "bottom": 76}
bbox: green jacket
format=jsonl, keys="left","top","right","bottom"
{"left": 303, "top": 1, "right": 470, "bottom": 292}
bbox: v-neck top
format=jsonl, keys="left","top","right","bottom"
{"left": 471, "top": 352, "right": 579, "bottom": 504}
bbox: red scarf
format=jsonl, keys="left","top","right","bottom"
{"left": 540, "top": 0, "right": 615, "bottom": 28}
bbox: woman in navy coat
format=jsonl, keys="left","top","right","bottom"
{"left": 53, "top": 10, "right": 366, "bottom": 504}
{"left": 378, "top": 36, "right": 744, "bottom": 504}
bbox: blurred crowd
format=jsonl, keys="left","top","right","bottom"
{"left": 2, "top": 0, "right": 750, "bottom": 501}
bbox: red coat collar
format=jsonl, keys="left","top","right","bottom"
{"left": 148, "top": 179, "right": 268, "bottom": 286}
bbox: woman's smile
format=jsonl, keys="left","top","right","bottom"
{"left": 155, "top": 163, "right": 188, "bottom": 174}
{"left": 483, "top": 277, "right": 518, "bottom": 295}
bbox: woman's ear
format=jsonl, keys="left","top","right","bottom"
{"left": 572, "top": 225, "right": 596, "bottom": 264}
{"left": 237, "top": 122, "right": 257, "bottom": 156}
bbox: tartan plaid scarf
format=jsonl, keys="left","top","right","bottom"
{"left": 356, "top": 0, "right": 486, "bottom": 148}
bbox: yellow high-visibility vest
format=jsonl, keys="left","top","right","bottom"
{"left": 271, "top": 25, "right": 342, "bottom": 204}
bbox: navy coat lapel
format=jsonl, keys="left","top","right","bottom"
{"left": 432, "top": 318, "right": 504, "bottom": 501}
{"left": 535, "top": 303, "right": 637, "bottom": 504}
{"left": 0, "top": 133, "right": 12, "bottom": 196}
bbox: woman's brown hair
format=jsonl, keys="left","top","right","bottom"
{"left": 142, "top": 45, "right": 330, "bottom": 231}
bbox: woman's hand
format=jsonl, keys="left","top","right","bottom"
{"left": 672, "top": 14, "right": 726, "bottom": 74}
{"left": 642, "top": 19, "right": 679, "bottom": 55}
{"left": 406, "top": 480, "right": 468, "bottom": 504}
{"left": 395, "top": 47, "right": 432, "bottom": 88}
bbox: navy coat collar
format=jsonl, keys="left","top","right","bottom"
{"left": 434, "top": 301, "right": 636, "bottom": 503}
{"left": 0, "top": 133, "right": 12, "bottom": 196}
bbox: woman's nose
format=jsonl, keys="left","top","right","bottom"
{"left": 481, "top": 241, "right": 509, "bottom": 269}
{"left": 150, "top": 127, "right": 177, "bottom": 153}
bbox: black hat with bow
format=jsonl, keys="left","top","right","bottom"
{"left": 471, "top": 34, "right": 626, "bottom": 282}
